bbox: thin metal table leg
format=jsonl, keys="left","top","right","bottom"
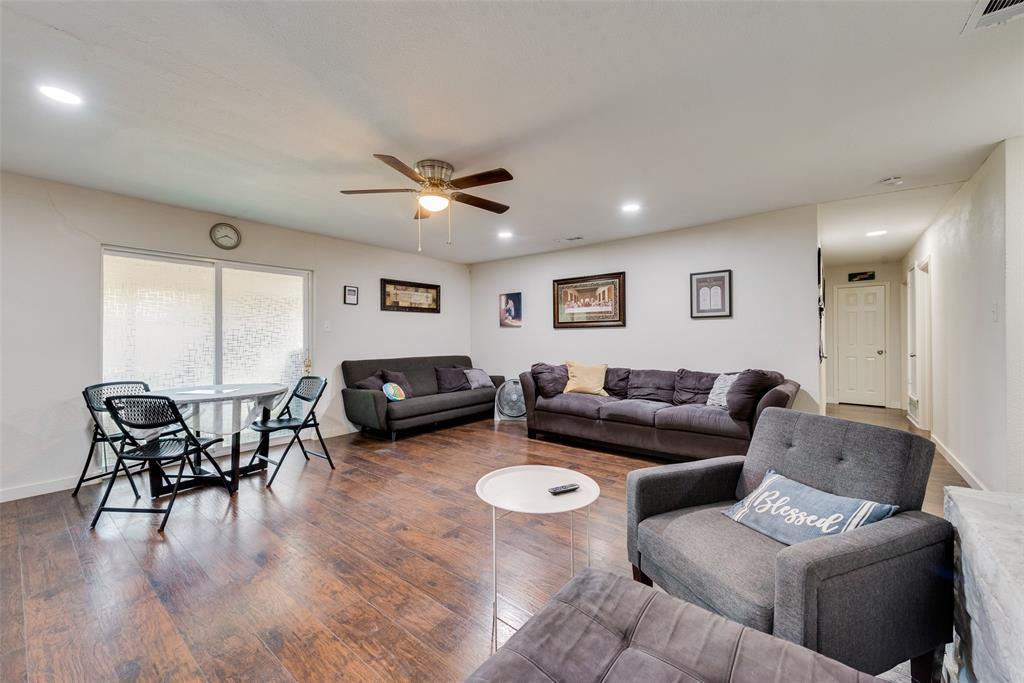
{"left": 491, "top": 505, "right": 498, "bottom": 653}
{"left": 587, "top": 505, "right": 591, "bottom": 568}
{"left": 570, "top": 509, "right": 575, "bottom": 575}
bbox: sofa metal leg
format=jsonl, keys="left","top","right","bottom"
{"left": 390, "top": 430, "right": 398, "bottom": 442}
{"left": 631, "top": 564, "right": 653, "bottom": 587}
{"left": 910, "top": 647, "right": 943, "bottom": 683}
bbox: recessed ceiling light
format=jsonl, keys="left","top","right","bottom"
{"left": 621, "top": 202, "right": 641, "bottom": 213}
{"left": 879, "top": 176, "right": 903, "bottom": 186}
{"left": 497, "top": 230, "right": 513, "bottom": 240}
{"left": 38, "top": 85, "right": 83, "bottom": 105}
{"left": 866, "top": 230, "right": 888, "bottom": 237}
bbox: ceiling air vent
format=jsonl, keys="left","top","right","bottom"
{"left": 962, "top": 0, "right": 1024, "bottom": 32}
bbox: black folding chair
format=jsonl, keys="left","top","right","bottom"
{"left": 248, "top": 376, "right": 334, "bottom": 487}
{"left": 74, "top": 381, "right": 154, "bottom": 497}
{"left": 91, "top": 395, "right": 231, "bottom": 532}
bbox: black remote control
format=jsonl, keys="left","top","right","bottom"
{"left": 548, "top": 483, "right": 580, "bottom": 496}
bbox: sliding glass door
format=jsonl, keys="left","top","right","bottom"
{"left": 102, "top": 249, "right": 310, "bottom": 450}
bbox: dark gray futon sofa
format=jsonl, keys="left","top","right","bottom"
{"left": 341, "top": 355, "right": 504, "bottom": 439}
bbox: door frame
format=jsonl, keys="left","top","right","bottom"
{"left": 907, "top": 258, "right": 932, "bottom": 430}
{"left": 832, "top": 280, "right": 889, "bottom": 407}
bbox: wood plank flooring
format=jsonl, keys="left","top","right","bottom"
{"left": 1, "top": 412, "right": 966, "bottom": 682}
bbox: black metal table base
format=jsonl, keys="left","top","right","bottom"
{"left": 147, "top": 408, "right": 271, "bottom": 497}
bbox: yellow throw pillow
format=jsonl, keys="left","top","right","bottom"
{"left": 564, "top": 361, "right": 609, "bottom": 396}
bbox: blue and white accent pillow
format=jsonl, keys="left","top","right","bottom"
{"left": 723, "top": 470, "right": 898, "bottom": 545}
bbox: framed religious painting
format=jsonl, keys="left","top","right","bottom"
{"left": 690, "top": 269, "right": 732, "bottom": 318}
{"left": 552, "top": 272, "right": 625, "bottom": 328}
{"left": 380, "top": 278, "right": 441, "bottom": 313}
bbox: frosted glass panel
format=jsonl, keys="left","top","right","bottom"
{"left": 103, "top": 254, "right": 216, "bottom": 389}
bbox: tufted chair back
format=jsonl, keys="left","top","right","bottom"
{"left": 737, "top": 408, "right": 935, "bottom": 512}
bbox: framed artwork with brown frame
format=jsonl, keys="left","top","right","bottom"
{"left": 552, "top": 271, "right": 626, "bottom": 328}
{"left": 380, "top": 278, "right": 441, "bottom": 313}
{"left": 690, "top": 269, "right": 732, "bottom": 318}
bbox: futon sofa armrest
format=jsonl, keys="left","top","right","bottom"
{"left": 518, "top": 371, "right": 538, "bottom": 430}
{"left": 774, "top": 510, "right": 953, "bottom": 673}
{"left": 626, "top": 457, "right": 745, "bottom": 565}
{"left": 489, "top": 375, "right": 505, "bottom": 387}
{"left": 341, "top": 388, "right": 388, "bottom": 431}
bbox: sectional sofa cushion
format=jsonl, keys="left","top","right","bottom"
{"left": 726, "top": 369, "right": 784, "bottom": 421}
{"left": 565, "top": 361, "right": 609, "bottom": 396}
{"left": 672, "top": 369, "right": 719, "bottom": 405}
{"left": 598, "top": 399, "right": 667, "bottom": 427}
{"left": 354, "top": 370, "right": 386, "bottom": 391}
{"left": 382, "top": 369, "right": 414, "bottom": 397}
{"left": 536, "top": 393, "right": 618, "bottom": 419}
{"left": 627, "top": 369, "right": 677, "bottom": 403}
{"left": 655, "top": 404, "right": 752, "bottom": 440}
{"left": 435, "top": 367, "right": 471, "bottom": 393}
{"left": 604, "top": 367, "right": 631, "bottom": 398}
{"left": 531, "top": 363, "right": 569, "bottom": 398}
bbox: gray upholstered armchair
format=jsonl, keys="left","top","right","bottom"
{"left": 627, "top": 408, "right": 953, "bottom": 681}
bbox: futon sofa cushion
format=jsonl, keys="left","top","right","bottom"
{"left": 535, "top": 393, "right": 618, "bottom": 420}
{"left": 385, "top": 387, "right": 496, "bottom": 420}
{"left": 626, "top": 369, "right": 676, "bottom": 403}
{"left": 655, "top": 404, "right": 752, "bottom": 440}
{"left": 727, "top": 369, "right": 784, "bottom": 421}
{"left": 531, "top": 362, "right": 569, "bottom": 398}
{"left": 598, "top": 399, "right": 667, "bottom": 427}
{"left": 638, "top": 502, "right": 783, "bottom": 632}
{"left": 672, "top": 368, "right": 718, "bottom": 405}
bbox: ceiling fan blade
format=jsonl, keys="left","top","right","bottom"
{"left": 413, "top": 206, "right": 432, "bottom": 220}
{"left": 373, "top": 154, "right": 424, "bottom": 184}
{"left": 449, "top": 168, "right": 513, "bottom": 190}
{"left": 451, "top": 192, "right": 510, "bottom": 214}
{"left": 339, "top": 188, "right": 419, "bottom": 194}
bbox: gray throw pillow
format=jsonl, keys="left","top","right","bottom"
{"left": 436, "top": 367, "right": 470, "bottom": 393}
{"left": 726, "top": 369, "right": 783, "bottom": 421}
{"left": 354, "top": 370, "right": 385, "bottom": 391}
{"left": 723, "top": 470, "right": 897, "bottom": 545}
{"left": 382, "top": 369, "right": 413, "bottom": 398}
{"left": 463, "top": 368, "right": 495, "bottom": 389}
{"left": 531, "top": 363, "right": 568, "bottom": 398}
{"left": 603, "top": 367, "right": 631, "bottom": 398}
{"left": 707, "top": 372, "right": 739, "bottom": 408}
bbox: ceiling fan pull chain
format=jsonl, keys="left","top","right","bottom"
{"left": 417, "top": 204, "right": 423, "bottom": 252}
{"left": 447, "top": 202, "right": 453, "bottom": 246}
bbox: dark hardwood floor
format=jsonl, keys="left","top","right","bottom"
{"left": 1, "top": 413, "right": 966, "bottom": 682}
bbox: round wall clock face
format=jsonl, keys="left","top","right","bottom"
{"left": 210, "top": 222, "right": 241, "bottom": 250}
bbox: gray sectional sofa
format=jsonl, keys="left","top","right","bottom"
{"left": 341, "top": 355, "right": 504, "bottom": 439}
{"left": 520, "top": 364, "right": 799, "bottom": 460}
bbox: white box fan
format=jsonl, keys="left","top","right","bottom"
{"left": 494, "top": 378, "right": 527, "bottom": 422}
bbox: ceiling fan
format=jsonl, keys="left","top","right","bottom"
{"left": 341, "top": 154, "right": 513, "bottom": 220}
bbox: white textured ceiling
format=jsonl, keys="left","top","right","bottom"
{"left": 818, "top": 183, "right": 963, "bottom": 266}
{"left": 2, "top": 2, "right": 1022, "bottom": 263}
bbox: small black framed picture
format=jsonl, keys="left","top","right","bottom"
{"left": 343, "top": 285, "right": 359, "bottom": 305}
{"left": 690, "top": 269, "right": 732, "bottom": 318}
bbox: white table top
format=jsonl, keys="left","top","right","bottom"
{"left": 476, "top": 465, "right": 600, "bottom": 514}
{"left": 152, "top": 383, "right": 288, "bottom": 403}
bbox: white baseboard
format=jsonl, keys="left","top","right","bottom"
{"left": 931, "top": 434, "right": 988, "bottom": 491}
{"left": 0, "top": 427, "right": 350, "bottom": 504}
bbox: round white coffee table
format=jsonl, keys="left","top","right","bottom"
{"left": 476, "top": 465, "right": 601, "bottom": 651}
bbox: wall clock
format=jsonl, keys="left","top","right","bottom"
{"left": 209, "top": 222, "right": 241, "bottom": 250}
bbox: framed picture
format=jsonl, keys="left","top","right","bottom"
{"left": 343, "top": 285, "right": 359, "bottom": 305}
{"left": 690, "top": 269, "right": 732, "bottom": 318}
{"left": 380, "top": 278, "right": 441, "bottom": 313}
{"left": 552, "top": 272, "right": 625, "bottom": 328}
{"left": 499, "top": 292, "right": 522, "bottom": 327}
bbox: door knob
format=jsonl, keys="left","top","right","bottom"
{"left": 876, "top": 350, "right": 885, "bottom": 355}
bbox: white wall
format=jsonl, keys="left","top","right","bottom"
{"left": 824, "top": 262, "right": 903, "bottom": 409}
{"left": 0, "top": 172, "right": 471, "bottom": 501}
{"left": 470, "top": 205, "right": 821, "bottom": 412}
{"left": 902, "top": 141, "right": 1021, "bottom": 492}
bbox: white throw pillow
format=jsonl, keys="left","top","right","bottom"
{"left": 707, "top": 373, "right": 739, "bottom": 408}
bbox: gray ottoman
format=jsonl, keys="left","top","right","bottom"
{"left": 467, "top": 568, "right": 881, "bottom": 682}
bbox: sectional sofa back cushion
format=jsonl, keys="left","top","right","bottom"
{"left": 726, "top": 369, "right": 784, "bottom": 421}
{"left": 436, "top": 367, "right": 471, "bottom": 393}
{"left": 531, "top": 363, "right": 569, "bottom": 398}
{"left": 672, "top": 369, "right": 719, "bottom": 405}
{"left": 626, "top": 369, "right": 676, "bottom": 403}
{"left": 604, "top": 367, "right": 631, "bottom": 398}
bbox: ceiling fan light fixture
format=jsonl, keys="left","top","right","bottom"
{"left": 418, "top": 191, "right": 449, "bottom": 212}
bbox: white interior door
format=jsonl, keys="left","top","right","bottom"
{"left": 836, "top": 284, "right": 887, "bottom": 406}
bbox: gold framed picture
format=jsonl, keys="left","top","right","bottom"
{"left": 380, "top": 278, "right": 441, "bottom": 313}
